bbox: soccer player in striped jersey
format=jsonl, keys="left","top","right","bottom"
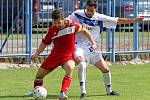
{"left": 25, "top": 9, "right": 96, "bottom": 100}
{"left": 68, "top": 0, "right": 144, "bottom": 99}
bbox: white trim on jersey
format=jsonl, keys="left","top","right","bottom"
{"left": 52, "top": 26, "right": 76, "bottom": 39}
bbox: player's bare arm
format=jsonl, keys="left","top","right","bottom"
{"left": 80, "top": 26, "right": 97, "bottom": 50}
{"left": 117, "top": 17, "right": 144, "bottom": 24}
{"left": 31, "top": 42, "right": 47, "bottom": 61}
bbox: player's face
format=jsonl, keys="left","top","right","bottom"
{"left": 52, "top": 18, "right": 65, "bottom": 29}
{"left": 85, "top": 5, "right": 96, "bottom": 18}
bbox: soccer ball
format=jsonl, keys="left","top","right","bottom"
{"left": 33, "top": 86, "right": 47, "bottom": 100}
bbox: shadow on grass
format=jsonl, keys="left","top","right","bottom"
{"left": 0, "top": 94, "right": 64, "bottom": 99}
{"left": 47, "top": 95, "right": 79, "bottom": 99}
{"left": 28, "top": 95, "right": 80, "bottom": 99}
{"left": 86, "top": 94, "right": 106, "bottom": 97}
{"left": 0, "top": 94, "right": 104, "bottom": 99}
{"left": 0, "top": 95, "right": 25, "bottom": 98}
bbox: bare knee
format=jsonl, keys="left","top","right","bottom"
{"left": 63, "top": 60, "right": 75, "bottom": 77}
{"left": 65, "top": 66, "right": 74, "bottom": 77}
{"left": 95, "top": 59, "right": 110, "bottom": 73}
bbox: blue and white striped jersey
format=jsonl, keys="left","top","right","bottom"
{"left": 67, "top": 9, "right": 118, "bottom": 46}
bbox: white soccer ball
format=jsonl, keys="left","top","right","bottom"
{"left": 33, "top": 86, "right": 47, "bottom": 100}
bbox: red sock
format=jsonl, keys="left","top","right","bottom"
{"left": 61, "top": 75, "right": 72, "bottom": 93}
{"left": 34, "top": 79, "right": 43, "bottom": 87}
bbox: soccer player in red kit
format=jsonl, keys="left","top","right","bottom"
{"left": 25, "top": 9, "right": 96, "bottom": 100}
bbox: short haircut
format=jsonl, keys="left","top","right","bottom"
{"left": 86, "top": 0, "right": 97, "bottom": 8}
{"left": 52, "top": 9, "right": 64, "bottom": 20}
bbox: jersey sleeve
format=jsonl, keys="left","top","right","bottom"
{"left": 71, "top": 21, "right": 83, "bottom": 33}
{"left": 42, "top": 27, "right": 53, "bottom": 45}
{"left": 67, "top": 12, "right": 75, "bottom": 20}
{"left": 98, "top": 13, "right": 118, "bottom": 28}
{"left": 67, "top": 10, "right": 78, "bottom": 21}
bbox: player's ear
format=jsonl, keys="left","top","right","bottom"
{"left": 65, "top": 19, "right": 72, "bottom": 26}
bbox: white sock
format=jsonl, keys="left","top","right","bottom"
{"left": 78, "top": 62, "right": 86, "bottom": 94}
{"left": 103, "top": 71, "right": 112, "bottom": 94}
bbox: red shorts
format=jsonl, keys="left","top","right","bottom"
{"left": 41, "top": 53, "right": 74, "bottom": 71}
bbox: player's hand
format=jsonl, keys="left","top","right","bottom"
{"left": 135, "top": 17, "right": 144, "bottom": 22}
{"left": 30, "top": 52, "right": 38, "bottom": 61}
{"left": 91, "top": 42, "right": 97, "bottom": 50}
{"left": 89, "top": 42, "right": 97, "bottom": 52}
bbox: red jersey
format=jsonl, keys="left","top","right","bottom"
{"left": 41, "top": 20, "right": 82, "bottom": 70}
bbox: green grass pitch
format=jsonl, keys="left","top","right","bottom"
{"left": 0, "top": 64, "right": 150, "bottom": 100}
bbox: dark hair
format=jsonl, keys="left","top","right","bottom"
{"left": 52, "top": 9, "right": 64, "bottom": 20}
{"left": 86, "top": 0, "right": 97, "bottom": 8}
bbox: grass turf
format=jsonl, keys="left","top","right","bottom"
{"left": 0, "top": 64, "right": 150, "bottom": 100}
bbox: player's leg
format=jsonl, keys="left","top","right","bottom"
{"left": 58, "top": 60, "right": 75, "bottom": 99}
{"left": 95, "top": 58, "right": 119, "bottom": 95}
{"left": 78, "top": 62, "right": 86, "bottom": 98}
{"left": 74, "top": 47, "right": 87, "bottom": 98}
{"left": 34, "top": 67, "right": 51, "bottom": 87}
{"left": 24, "top": 67, "right": 51, "bottom": 97}
{"left": 95, "top": 57, "right": 112, "bottom": 94}
{"left": 89, "top": 51, "right": 119, "bottom": 96}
